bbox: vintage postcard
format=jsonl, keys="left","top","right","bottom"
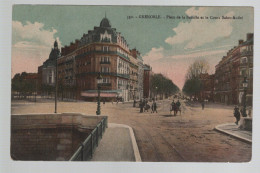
{"left": 10, "top": 5, "right": 253, "bottom": 162}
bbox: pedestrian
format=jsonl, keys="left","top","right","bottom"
{"left": 140, "top": 99, "right": 144, "bottom": 113}
{"left": 176, "top": 100, "right": 181, "bottom": 115}
{"left": 152, "top": 100, "right": 157, "bottom": 113}
{"left": 234, "top": 106, "right": 241, "bottom": 125}
{"left": 103, "top": 99, "right": 105, "bottom": 105}
{"left": 201, "top": 100, "right": 205, "bottom": 110}
{"left": 170, "top": 100, "right": 175, "bottom": 115}
{"left": 116, "top": 96, "right": 119, "bottom": 104}
{"left": 133, "top": 99, "right": 136, "bottom": 107}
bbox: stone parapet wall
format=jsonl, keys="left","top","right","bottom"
{"left": 11, "top": 113, "right": 107, "bottom": 161}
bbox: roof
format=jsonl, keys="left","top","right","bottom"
{"left": 42, "top": 42, "right": 60, "bottom": 68}
{"left": 100, "top": 17, "right": 111, "bottom": 28}
{"left": 137, "top": 54, "right": 143, "bottom": 61}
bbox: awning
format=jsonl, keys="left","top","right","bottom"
{"left": 81, "top": 92, "right": 118, "bottom": 98}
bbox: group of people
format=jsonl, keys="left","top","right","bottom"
{"left": 170, "top": 100, "right": 181, "bottom": 116}
{"left": 138, "top": 98, "right": 182, "bottom": 116}
{"left": 135, "top": 96, "right": 245, "bottom": 125}
{"left": 138, "top": 98, "right": 157, "bottom": 113}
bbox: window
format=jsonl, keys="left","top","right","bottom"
{"left": 104, "top": 57, "right": 110, "bottom": 62}
{"left": 101, "top": 56, "right": 110, "bottom": 63}
{"left": 249, "top": 68, "right": 253, "bottom": 77}
{"left": 101, "top": 67, "right": 110, "bottom": 73}
{"left": 240, "top": 69, "right": 247, "bottom": 76}
{"left": 103, "top": 46, "right": 109, "bottom": 52}
{"left": 103, "top": 78, "right": 110, "bottom": 83}
{"left": 241, "top": 57, "right": 247, "bottom": 64}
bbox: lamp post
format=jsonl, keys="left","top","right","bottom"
{"left": 54, "top": 52, "right": 58, "bottom": 113}
{"left": 242, "top": 76, "right": 248, "bottom": 117}
{"left": 155, "top": 86, "right": 158, "bottom": 100}
{"left": 96, "top": 72, "right": 103, "bottom": 115}
{"left": 34, "top": 78, "right": 37, "bottom": 102}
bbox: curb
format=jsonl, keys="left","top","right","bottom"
{"left": 214, "top": 124, "right": 252, "bottom": 144}
{"left": 108, "top": 123, "right": 142, "bottom": 162}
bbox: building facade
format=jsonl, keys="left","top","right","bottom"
{"left": 214, "top": 33, "right": 253, "bottom": 106}
{"left": 131, "top": 48, "right": 144, "bottom": 100}
{"left": 199, "top": 73, "right": 214, "bottom": 102}
{"left": 143, "top": 64, "right": 152, "bottom": 99}
{"left": 57, "top": 40, "right": 79, "bottom": 99}
{"left": 52, "top": 17, "right": 144, "bottom": 101}
{"left": 38, "top": 41, "right": 60, "bottom": 87}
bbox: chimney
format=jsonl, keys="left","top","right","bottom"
{"left": 247, "top": 33, "right": 253, "bottom": 41}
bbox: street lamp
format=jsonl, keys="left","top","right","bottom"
{"left": 155, "top": 86, "right": 158, "bottom": 100}
{"left": 242, "top": 76, "right": 248, "bottom": 117}
{"left": 54, "top": 50, "right": 58, "bottom": 113}
{"left": 96, "top": 72, "right": 103, "bottom": 115}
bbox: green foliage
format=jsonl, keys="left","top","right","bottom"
{"left": 151, "top": 73, "right": 179, "bottom": 97}
{"left": 12, "top": 72, "right": 37, "bottom": 93}
{"left": 182, "top": 78, "right": 201, "bottom": 97}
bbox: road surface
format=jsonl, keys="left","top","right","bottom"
{"left": 11, "top": 98, "right": 252, "bottom": 162}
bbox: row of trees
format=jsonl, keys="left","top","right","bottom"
{"left": 150, "top": 73, "right": 179, "bottom": 99}
{"left": 182, "top": 59, "right": 209, "bottom": 99}
{"left": 12, "top": 72, "right": 78, "bottom": 100}
{"left": 11, "top": 72, "right": 37, "bottom": 99}
{"left": 12, "top": 72, "right": 179, "bottom": 101}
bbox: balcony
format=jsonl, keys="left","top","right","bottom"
{"left": 100, "top": 83, "right": 112, "bottom": 87}
{"left": 100, "top": 61, "right": 111, "bottom": 64}
{"left": 78, "top": 72, "right": 130, "bottom": 79}
{"left": 241, "top": 51, "right": 253, "bottom": 57}
{"left": 75, "top": 50, "right": 130, "bottom": 61}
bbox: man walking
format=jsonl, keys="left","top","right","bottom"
{"left": 140, "top": 99, "right": 144, "bottom": 113}
{"left": 133, "top": 99, "right": 136, "bottom": 107}
{"left": 171, "top": 100, "right": 175, "bottom": 115}
{"left": 152, "top": 100, "right": 157, "bottom": 113}
{"left": 234, "top": 106, "right": 241, "bottom": 125}
{"left": 176, "top": 100, "right": 181, "bottom": 115}
{"left": 201, "top": 100, "right": 205, "bottom": 110}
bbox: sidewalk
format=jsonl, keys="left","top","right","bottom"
{"left": 214, "top": 123, "right": 252, "bottom": 143}
{"left": 90, "top": 123, "right": 142, "bottom": 161}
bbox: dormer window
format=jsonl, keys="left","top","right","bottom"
{"left": 100, "top": 30, "right": 112, "bottom": 43}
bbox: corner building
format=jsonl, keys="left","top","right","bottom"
{"left": 58, "top": 17, "right": 143, "bottom": 101}
{"left": 214, "top": 33, "right": 253, "bottom": 106}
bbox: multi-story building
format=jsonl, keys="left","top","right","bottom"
{"left": 57, "top": 40, "right": 79, "bottom": 99}
{"left": 74, "top": 17, "right": 130, "bottom": 101}
{"left": 143, "top": 64, "right": 152, "bottom": 99}
{"left": 214, "top": 33, "right": 253, "bottom": 106}
{"left": 38, "top": 40, "right": 60, "bottom": 87}
{"left": 128, "top": 53, "right": 138, "bottom": 100}
{"left": 38, "top": 17, "right": 145, "bottom": 101}
{"left": 199, "top": 73, "right": 214, "bottom": 101}
{"left": 239, "top": 34, "right": 253, "bottom": 106}
{"left": 54, "top": 17, "right": 144, "bottom": 102}
{"left": 130, "top": 48, "right": 143, "bottom": 100}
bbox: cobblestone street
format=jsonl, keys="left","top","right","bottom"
{"left": 11, "top": 98, "right": 252, "bottom": 162}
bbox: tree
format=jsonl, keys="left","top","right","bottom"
{"left": 11, "top": 72, "right": 37, "bottom": 99}
{"left": 185, "top": 59, "right": 209, "bottom": 80}
{"left": 182, "top": 78, "right": 201, "bottom": 98}
{"left": 183, "top": 59, "right": 209, "bottom": 99}
{"left": 151, "top": 73, "right": 179, "bottom": 99}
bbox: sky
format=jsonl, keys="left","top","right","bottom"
{"left": 12, "top": 6, "right": 254, "bottom": 89}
